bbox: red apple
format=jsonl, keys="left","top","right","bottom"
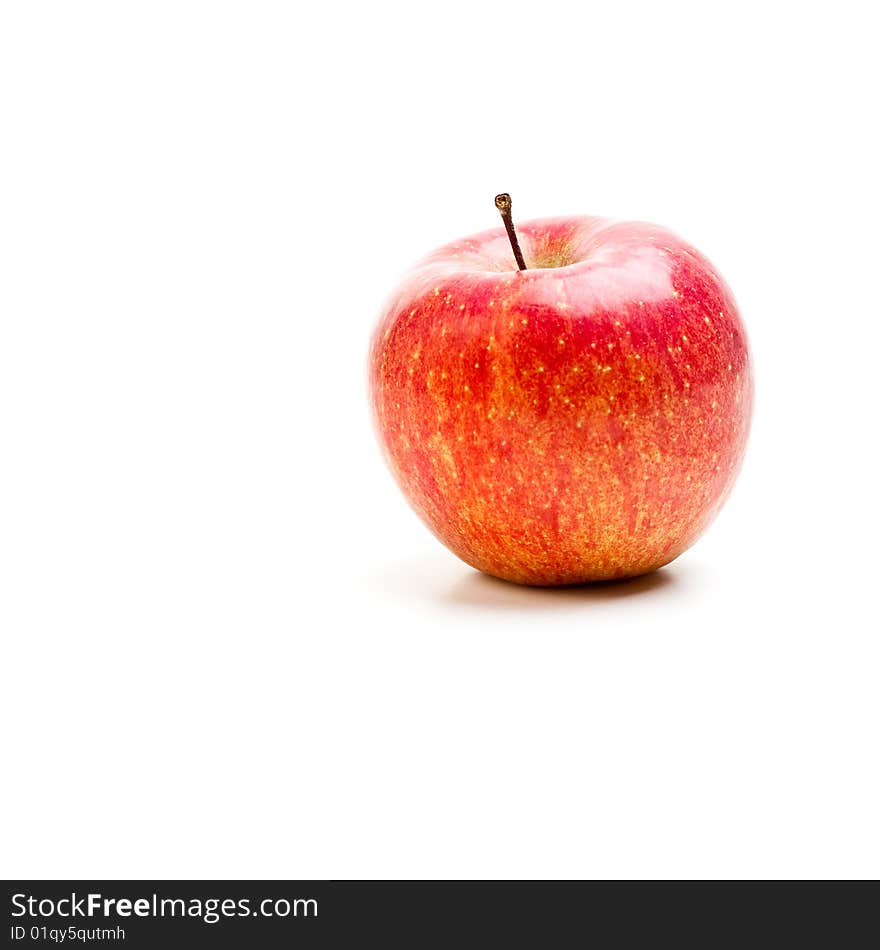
{"left": 369, "top": 199, "right": 753, "bottom": 585}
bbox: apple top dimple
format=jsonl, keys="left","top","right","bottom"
{"left": 407, "top": 216, "right": 686, "bottom": 313}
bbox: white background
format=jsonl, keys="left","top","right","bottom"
{"left": 1, "top": 1, "right": 878, "bottom": 879}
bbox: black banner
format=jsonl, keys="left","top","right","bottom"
{"left": 3, "top": 880, "right": 877, "bottom": 948}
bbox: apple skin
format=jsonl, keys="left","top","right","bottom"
{"left": 369, "top": 215, "right": 753, "bottom": 585}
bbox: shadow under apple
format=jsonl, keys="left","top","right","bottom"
{"left": 369, "top": 550, "right": 687, "bottom": 613}
{"left": 440, "top": 566, "right": 678, "bottom": 611}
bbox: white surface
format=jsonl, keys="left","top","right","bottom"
{"left": 1, "top": 1, "right": 878, "bottom": 880}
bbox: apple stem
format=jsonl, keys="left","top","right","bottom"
{"left": 495, "top": 193, "right": 527, "bottom": 271}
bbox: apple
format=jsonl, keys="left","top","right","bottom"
{"left": 369, "top": 196, "right": 753, "bottom": 585}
